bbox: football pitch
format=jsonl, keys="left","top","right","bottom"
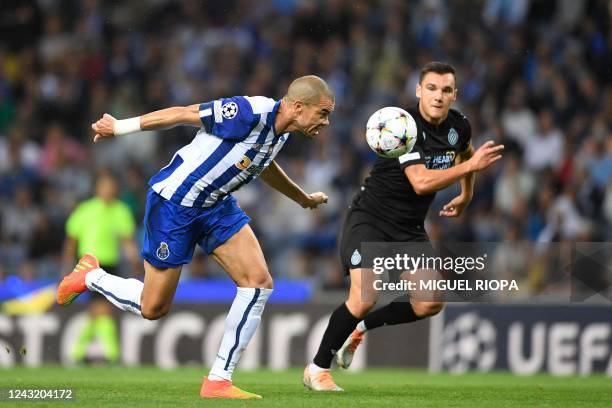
{"left": 2, "top": 366, "right": 611, "bottom": 407}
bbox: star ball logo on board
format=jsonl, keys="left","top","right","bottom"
{"left": 448, "top": 127, "right": 458, "bottom": 145}
{"left": 221, "top": 102, "right": 238, "bottom": 119}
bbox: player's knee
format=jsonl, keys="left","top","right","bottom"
{"left": 346, "top": 298, "right": 376, "bottom": 318}
{"left": 241, "top": 271, "right": 273, "bottom": 289}
{"left": 413, "top": 301, "right": 444, "bottom": 318}
{"left": 140, "top": 301, "right": 170, "bottom": 320}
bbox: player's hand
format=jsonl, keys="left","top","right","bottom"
{"left": 91, "top": 113, "right": 117, "bottom": 143}
{"left": 301, "top": 192, "right": 328, "bottom": 209}
{"left": 468, "top": 141, "right": 504, "bottom": 172}
{"left": 439, "top": 195, "right": 471, "bottom": 217}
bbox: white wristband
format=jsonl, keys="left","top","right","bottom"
{"left": 114, "top": 117, "right": 141, "bottom": 136}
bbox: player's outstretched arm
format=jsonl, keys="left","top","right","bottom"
{"left": 439, "top": 144, "right": 476, "bottom": 217}
{"left": 91, "top": 104, "right": 201, "bottom": 142}
{"left": 259, "top": 160, "right": 328, "bottom": 209}
{"left": 405, "top": 141, "right": 503, "bottom": 196}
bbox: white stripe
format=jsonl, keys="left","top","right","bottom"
{"left": 244, "top": 96, "right": 276, "bottom": 114}
{"left": 203, "top": 119, "right": 278, "bottom": 207}
{"left": 180, "top": 143, "right": 249, "bottom": 206}
{"left": 184, "top": 118, "right": 267, "bottom": 207}
{"left": 399, "top": 151, "right": 421, "bottom": 164}
{"left": 199, "top": 108, "right": 212, "bottom": 117}
{"left": 213, "top": 100, "right": 222, "bottom": 123}
{"left": 151, "top": 131, "right": 223, "bottom": 199}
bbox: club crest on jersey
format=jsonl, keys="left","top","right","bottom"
{"left": 448, "top": 127, "right": 458, "bottom": 145}
{"left": 236, "top": 155, "right": 252, "bottom": 170}
{"left": 156, "top": 242, "right": 170, "bottom": 260}
{"left": 221, "top": 102, "right": 238, "bottom": 119}
{"left": 351, "top": 249, "right": 361, "bottom": 266}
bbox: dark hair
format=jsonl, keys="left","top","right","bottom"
{"left": 419, "top": 62, "right": 456, "bottom": 83}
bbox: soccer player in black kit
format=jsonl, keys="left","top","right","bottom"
{"left": 303, "top": 62, "right": 504, "bottom": 391}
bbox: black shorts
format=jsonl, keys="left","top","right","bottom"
{"left": 338, "top": 207, "right": 432, "bottom": 274}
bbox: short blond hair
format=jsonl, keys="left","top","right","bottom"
{"left": 284, "top": 75, "right": 334, "bottom": 105}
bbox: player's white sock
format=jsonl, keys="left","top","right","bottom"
{"left": 309, "top": 362, "right": 329, "bottom": 374}
{"left": 356, "top": 320, "right": 368, "bottom": 333}
{"left": 85, "top": 268, "right": 143, "bottom": 316}
{"left": 208, "top": 287, "right": 273, "bottom": 381}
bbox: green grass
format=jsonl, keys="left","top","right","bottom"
{"left": 1, "top": 366, "right": 611, "bottom": 407}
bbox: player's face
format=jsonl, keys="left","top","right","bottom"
{"left": 416, "top": 72, "right": 457, "bottom": 124}
{"left": 296, "top": 95, "right": 334, "bottom": 139}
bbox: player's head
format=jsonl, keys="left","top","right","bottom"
{"left": 416, "top": 62, "right": 457, "bottom": 124}
{"left": 283, "top": 75, "right": 335, "bottom": 139}
{"left": 95, "top": 171, "right": 118, "bottom": 202}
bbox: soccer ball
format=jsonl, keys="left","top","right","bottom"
{"left": 365, "top": 107, "right": 417, "bottom": 158}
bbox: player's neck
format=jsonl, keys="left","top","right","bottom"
{"left": 418, "top": 103, "right": 447, "bottom": 126}
{"left": 274, "top": 99, "right": 292, "bottom": 135}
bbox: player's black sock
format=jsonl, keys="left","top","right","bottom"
{"left": 313, "top": 302, "right": 360, "bottom": 369}
{"left": 362, "top": 294, "right": 423, "bottom": 330}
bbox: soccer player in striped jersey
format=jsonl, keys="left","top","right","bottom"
{"left": 57, "top": 75, "right": 334, "bottom": 400}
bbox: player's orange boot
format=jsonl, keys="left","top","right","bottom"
{"left": 200, "top": 378, "right": 262, "bottom": 399}
{"left": 57, "top": 254, "right": 100, "bottom": 306}
{"left": 303, "top": 365, "right": 343, "bottom": 391}
{"left": 336, "top": 329, "right": 365, "bottom": 369}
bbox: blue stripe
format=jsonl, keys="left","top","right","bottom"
{"left": 192, "top": 114, "right": 264, "bottom": 207}
{"left": 91, "top": 283, "right": 141, "bottom": 311}
{"left": 148, "top": 154, "right": 184, "bottom": 187}
{"left": 224, "top": 288, "right": 260, "bottom": 371}
{"left": 193, "top": 127, "right": 270, "bottom": 207}
{"left": 224, "top": 109, "right": 281, "bottom": 196}
{"left": 169, "top": 139, "right": 235, "bottom": 204}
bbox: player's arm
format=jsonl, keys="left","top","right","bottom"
{"left": 404, "top": 141, "right": 503, "bottom": 196}
{"left": 439, "top": 144, "right": 475, "bottom": 217}
{"left": 259, "top": 160, "right": 328, "bottom": 209}
{"left": 91, "top": 104, "right": 201, "bottom": 142}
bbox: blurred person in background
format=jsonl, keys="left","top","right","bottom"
{"left": 62, "top": 171, "right": 138, "bottom": 364}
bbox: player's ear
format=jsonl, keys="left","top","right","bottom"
{"left": 452, "top": 88, "right": 458, "bottom": 102}
{"left": 293, "top": 99, "right": 304, "bottom": 115}
{"left": 415, "top": 84, "right": 422, "bottom": 99}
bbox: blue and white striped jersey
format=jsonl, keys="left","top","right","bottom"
{"left": 148, "top": 96, "right": 290, "bottom": 208}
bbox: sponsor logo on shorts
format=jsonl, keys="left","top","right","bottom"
{"left": 156, "top": 242, "right": 170, "bottom": 260}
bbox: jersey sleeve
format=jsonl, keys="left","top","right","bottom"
{"left": 198, "top": 96, "right": 258, "bottom": 141}
{"left": 398, "top": 131, "right": 427, "bottom": 170}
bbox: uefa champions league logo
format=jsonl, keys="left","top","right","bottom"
{"left": 222, "top": 102, "right": 238, "bottom": 119}
{"left": 441, "top": 312, "right": 496, "bottom": 372}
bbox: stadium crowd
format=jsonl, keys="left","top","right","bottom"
{"left": 0, "top": 0, "right": 610, "bottom": 293}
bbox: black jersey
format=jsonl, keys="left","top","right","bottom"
{"left": 353, "top": 104, "right": 471, "bottom": 228}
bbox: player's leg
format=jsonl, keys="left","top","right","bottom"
{"left": 194, "top": 196, "right": 269, "bottom": 399}
{"left": 199, "top": 224, "right": 270, "bottom": 399}
{"left": 335, "top": 269, "right": 445, "bottom": 369}
{"left": 58, "top": 253, "right": 182, "bottom": 319}
{"left": 306, "top": 267, "right": 377, "bottom": 388}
